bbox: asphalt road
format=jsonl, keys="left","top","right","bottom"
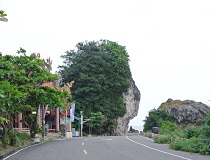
{"left": 3, "top": 135, "right": 210, "bottom": 160}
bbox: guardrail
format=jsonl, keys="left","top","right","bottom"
{"left": 14, "top": 128, "right": 30, "bottom": 132}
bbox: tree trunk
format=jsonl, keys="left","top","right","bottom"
{"left": 9, "top": 116, "right": 16, "bottom": 146}
{"left": 29, "top": 106, "right": 39, "bottom": 138}
{"left": 1, "top": 123, "right": 7, "bottom": 149}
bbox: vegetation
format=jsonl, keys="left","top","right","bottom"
{"left": 0, "top": 131, "right": 30, "bottom": 155}
{"left": 0, "top": 49, "right": 71, "bottom": 149}
{"left": 59, "top": 40, "right": 131, "bottom": 135}
{"left": 0, "top": 6, "right": 8, "bottom": 22}
{"left": 143, "top": 108, "right": 174, "bottom": 132}
{"left": 158, "top": 98, "right": 183, "bottom": 109}
{"left": 144, "top": 108, "right": 210, "bottom": 155}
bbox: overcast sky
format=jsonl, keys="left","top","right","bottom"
{"left": 1, "top": 0, "right": 210, "bottom": 127}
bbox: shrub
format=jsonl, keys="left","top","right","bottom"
{"left": 15, "top": 131, "right": 30, "bottom": 146}
{"left": 143, "top": 109, "right": 174, "bottom": 132}
{"left": 185, "top": 126, "right": 201, "bottom": 139}
{"left": 145, "top": 132, "right": 153, "bottom": 138}
{"left": 170, "top": 137, "right": 200, "bottom": 153}
{"left": 201, "top": 125, "right": 210, "bottom": 138}
{"left": 199, "top": 144, "right": 210, "bottom": 155}
{"left": 159, "top": 121, "right": 179, "bottom": 134}
{"left": 37, "top": 127, "right": 43, "bottom": 133}
{"left": 154, "top": 135, "right": 171, "bottom": 144}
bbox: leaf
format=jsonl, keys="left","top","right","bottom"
{"left": 0, "top": 94, "right": 5, "bottom": 98}
{"left": 1, "top": 107, "right": 6, "bottom": 112}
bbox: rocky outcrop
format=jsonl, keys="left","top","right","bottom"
{"left": 159, "top": 98, "right": 210, "bottom": 128}
{"left": 115, "top": 78, "right": 140, "bottom": 135}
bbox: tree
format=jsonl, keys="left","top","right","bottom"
{"left": 91, "top": 112, "right": 105, "bottom": 135}
{"left": 59, "top": 40, "right": 131, "bottom": 134}
{"left": 0, "top": 49, "right": 71, "bottom": 148}
{"left": 0, "top": 8, "right": 8, "bottom": 22}
{"left": 143, "top": 109, "right": 174, "bottom": 132}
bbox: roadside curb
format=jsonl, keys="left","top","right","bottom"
{"left": 0, "top": 138, "right": 63, "bottom": 160}
{"left": 0, "top": 134, "right": 66, "bottom": 159}
{"left": 0, "top": 142, "right": 39, "bottom": 159}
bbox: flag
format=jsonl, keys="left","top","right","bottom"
{"left": 70, "top": 103, "right": 75, "bottom": 122}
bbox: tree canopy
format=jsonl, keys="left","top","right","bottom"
{"left": 59, "top": 40, "right": 132, "bottom": 134}
{"left": 0, "top": 7, "right": 8, "bottom": 22}
{"left": 0, "top": 49, "right": 71, "bottom": 147}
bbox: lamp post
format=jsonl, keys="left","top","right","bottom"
{"left": 80, "top": 111, "right": 83, "bottom": 137}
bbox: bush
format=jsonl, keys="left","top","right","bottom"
{"left": 15, "top": 131, "right": 30, "bottom": 146}
{"left": 185, "top": 126, "right": 201, "bottom": 139}
{"left": 154, "top": 135, "right": 171, "bottom": 144}
{"left": 170, "top": 137, "right": 200, "bottom": 153}
{"left": 143, "top": 109, "right": 174, "bottom": 132}
{"left": 159, "top": 121, "right": 179, "bottom": 134}
{"left": 37, "top": 127, "right": 43, "bottom": 133}
{"left": 201, "top": 125, "right": 210, "bottom": 138}
{"left": 170, "top": 137, "right": 210, "bottom": 155}
{"left": 145, "top": 132, "right": 153, "bottom": 138}
{"left": 199, "top": 144, "right": 210, "bottom": 155}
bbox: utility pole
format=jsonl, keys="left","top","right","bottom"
{"left": 80, "top": 111, "right": 83, "bottom": 137}
{"left": 42, "top": 104, "right": 45, "bottom": 138}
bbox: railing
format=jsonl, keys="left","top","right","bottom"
{"left": 14, "top": 128, "right": 30, "bottom": 132}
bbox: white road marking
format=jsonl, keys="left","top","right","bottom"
{"left": 140, "top": 135, "right": 154, "bottom": 142}
{"left": 3, "top": 142, "right": 44, "bottom": 160}
{"left": 82, "top": 142, "right": 84, "bottom": 145}
{"left": 84, "top": 149, "right": 87, "bottom": 154}
{"left": 102, "top": 139, "right": 112, "bottom": 141}
{"left": 55, "top": 139, "right": 67, "bottom": 141}
{"left": 126, "top": 136, "right": 192, "bottom": 160}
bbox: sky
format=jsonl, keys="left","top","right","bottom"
{"left": 1, "top": 0, "right": 210, "bottom": 127}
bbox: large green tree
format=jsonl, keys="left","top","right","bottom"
{"left": 0, "top": 50, "right": 71, "bottom": 148}
{"left": 59, "top": 40, "right": 131, "bottom": 134}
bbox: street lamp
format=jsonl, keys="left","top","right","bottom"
{"left": 80, "top": 111, "right": 83, "bottom": 137}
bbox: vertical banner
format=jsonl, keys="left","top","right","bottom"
{"left": 44, "top": 104, "right": 49, "bottom": 117}
{"left": 70, "top": 103, "right": 75, "bottom": 122}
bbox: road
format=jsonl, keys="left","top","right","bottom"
{"left": 3, "top": 135, "right": 210, "bottom": 160}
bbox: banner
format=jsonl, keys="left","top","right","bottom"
{"left": 70, "top": 103, "right": 75, "bottom": 122}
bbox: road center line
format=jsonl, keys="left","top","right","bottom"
{"left": 126, "top": 136, "right": 192, "bottom": 160}
{"left": 82, "top": 142, "right": 84, "bottom": 145}
{"left": 84, "top": 149, "right": 87, "bottom": 154}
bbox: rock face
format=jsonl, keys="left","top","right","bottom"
{"left": 115, "top": 78, "right": 141, "bottom": 135}
{"left": 159, "top": 98, "right": 210, "bottom": 128}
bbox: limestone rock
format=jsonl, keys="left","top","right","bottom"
{"left": 115, "top": 78, "right": 141, "bottom": 135}
{"left": 159, "top": 98, "right": 210, "bottom": 128}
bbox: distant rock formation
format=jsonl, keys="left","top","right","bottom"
{"left": 159, "top": 98, "right": 210, "bottom": 128}
{"left": 128, "top": 126, "right": 139, "bottom": 133}
{"left": 115, "top": 78, "right": 140, "bottom": 135}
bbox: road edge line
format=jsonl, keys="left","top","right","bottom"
{"left": 3, "top": 142, "right": 44, "bottom": 160}
{"left": 126, "top": 136, "right": 192, "bottom": 160}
